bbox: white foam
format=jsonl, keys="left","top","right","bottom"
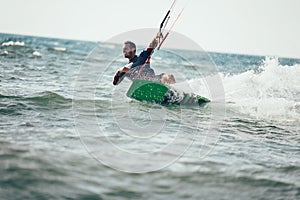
{"left": 0, "top": 50, "right": 8, "bottom": 55}
{"left": 1, "top": 41, "right": 25, "bottom": 46}
{"left": 32, "top": 51, "right": 42, "bottom": 57}
{"left": 53, "top": 47, "right": 66, "bottom": 51}
{"left": 185, "top": 57, "right": 300, "bottom": 122}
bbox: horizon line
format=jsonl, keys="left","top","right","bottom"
{"left": 1, "top": 32, "right": 299, "bottom": 60}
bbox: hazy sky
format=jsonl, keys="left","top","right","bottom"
{"left": 1, "top": 0, "right": 299, "bottom": 58}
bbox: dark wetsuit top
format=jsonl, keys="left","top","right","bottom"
{"left": 113, "top": 48, "right": 164, "bottom": 85}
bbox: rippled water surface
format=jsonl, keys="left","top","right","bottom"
{"left": 0, "top": 33, "right": 300, "bottom": 199}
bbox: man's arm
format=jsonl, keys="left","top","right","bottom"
{"left": 148, "top": 32, "right": 161, "bottom": 49}
{"left": 131, "top": 33, "right": 162, "bottom": 69}
{"left": 112, "top": 63, "right": 132, "bottom": 85}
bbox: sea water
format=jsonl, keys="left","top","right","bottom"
{"left": 0, "top": 33, "right": 299, "bottom": 199}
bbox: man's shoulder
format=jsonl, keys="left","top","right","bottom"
{"left": 129, "top": 55, "right": 138, "bottom": 63}
{"left": 139, "top": 48, "right": 153, "bottom": 58}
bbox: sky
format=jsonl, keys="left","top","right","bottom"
{"left": 1, "top": 0, "right": 299, "bottom": 58}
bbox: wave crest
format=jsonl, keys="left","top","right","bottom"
{"left": 0, "top": 91, "right": 72, "bottom": 110}
{"left": 187, "top": 56, "right": 300, "bottom": 122}
{"left": 1, "top": 41, "right": 25, "bottom": 47}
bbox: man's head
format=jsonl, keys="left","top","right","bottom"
{"left": 123, "top": 41, "right": 136, "bottom": 59}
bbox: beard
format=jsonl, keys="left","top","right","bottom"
{"left": 124, "top": 51, "right": 134, "bottom": 59}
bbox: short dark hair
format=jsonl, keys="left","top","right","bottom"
{"left": 124, "top": 41, "right": 136, "bottom": 50}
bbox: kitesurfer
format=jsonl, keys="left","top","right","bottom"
{"left": 112, "top": 33, "right": 176, "bottom": 85}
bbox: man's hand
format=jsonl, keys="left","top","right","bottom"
{"left": 119, "top": 66, "right": 130, "bottom": 73}
{"left": 148, "top": 31, "right": 164, "bottom": 49}
{"left": 112, "top": 68, "right": 128, "bottom": 85}
{"left": 112, "top": 63, "right": 132, "bottom": 85}
{"left": 156, "top": 31, "right": 164, "bottom": 41}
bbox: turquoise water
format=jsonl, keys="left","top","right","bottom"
{"left": 0, "top": 33, "right": 300, "bottom": 199}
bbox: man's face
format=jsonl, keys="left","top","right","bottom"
{"left": 123, "top": 44, "right": 135, "bottom": 59}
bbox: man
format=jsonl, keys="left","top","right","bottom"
{"left": 112, "top": 33, "right": 176, "bottom": 85}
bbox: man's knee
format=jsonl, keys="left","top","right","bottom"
{"left": 161, "top": 74, "right": 176, "bottom": 84}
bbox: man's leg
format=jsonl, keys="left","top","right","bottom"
{"left": 160, "top": 74, "right": 176, "bottom": 84}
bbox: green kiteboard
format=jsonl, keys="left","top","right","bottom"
{"left": 126, "top": 79, "right": 210, "bottom": 106}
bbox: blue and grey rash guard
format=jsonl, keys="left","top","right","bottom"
{"left": 113, "top": 48, "right": 164, "bottom": 85}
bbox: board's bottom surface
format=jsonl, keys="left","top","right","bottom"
{"left": 127, "top": 79, "right": 210, "bottom": 106}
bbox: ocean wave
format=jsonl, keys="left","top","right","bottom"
{"left": 0, "top": 91, "right": 72, "bottom": 110}
{"left": 0, "top": 50, "right": 8, "bottom": 55}
{"left": 185, "top": 56, "right": 300, "bottom": 122}
{"left": 47, "top": 47, "right": 67, "bottom": 52}
{"left": 32, "top": 51, "right": 42, "bottom": 57}
{"left": 0, "top": 41, "right": 37, "bottom": 59}
{"left": 0, "top": 102, "right": 30, "bottom": 116}
{"left": 23, "top": 92, "right": 72, "bottom": 110}
{"left": 1, "top": 41, "right": 25, "bottom": 47}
